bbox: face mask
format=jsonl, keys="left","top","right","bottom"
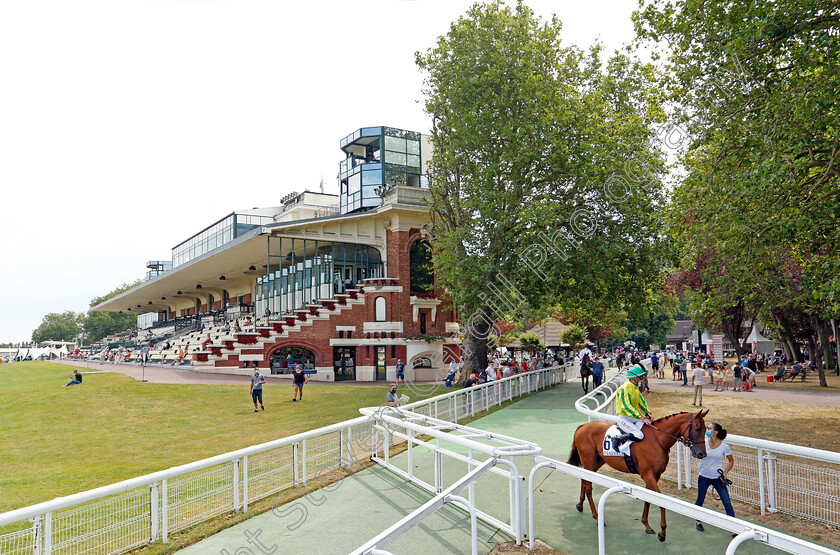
{"left": 705, "top": 430, "right": 713, "bottom": 438}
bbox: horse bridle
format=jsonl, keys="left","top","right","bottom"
{"left": 647, "top": 413, "right": 705, "bottom": 456}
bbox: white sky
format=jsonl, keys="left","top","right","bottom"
{"left": 0, "top": 0, "right": 637, "bottom": 343}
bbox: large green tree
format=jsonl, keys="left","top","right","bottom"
{"left": 84, "top": 281, "right": 140, "bottom": 343}
{"left": 417, "top": 1, "right": 668, "bottom": 374}
{"left": 31, "top": 311, "right": 83, "bottom": 344}
{"left": 637, "top": 0, "right": 840, "bottom": 384}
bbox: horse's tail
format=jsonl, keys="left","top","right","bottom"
{"left": 567, "top": 426, "right": 582, "bottom": 467}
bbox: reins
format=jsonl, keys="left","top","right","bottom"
{"left": 646, "top": 413, "right": 704, "bottom": 454}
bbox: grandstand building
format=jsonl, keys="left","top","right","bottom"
{"left": 92, "top": 126, "right": 460, "bottom": 382}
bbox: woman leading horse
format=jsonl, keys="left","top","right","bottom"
{"left": 568, "top": 365, "right": 708, "bottom": 541}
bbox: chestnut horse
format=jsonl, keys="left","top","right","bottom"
{"left": 567, "top": 410, "right": 709, "bottom": 542}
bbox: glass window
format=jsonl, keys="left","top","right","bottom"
{"left": 406, "top": 140, "right": 420, "bottom": 155}
{"left": 406, "top": 154, "right": 420, "bottom": 169}
{"left": 348, "top": 173, "right": 361, "bottom": 193}
{"left": 384, "top": 151, "right": 407, "bottom": 165}
{"left": 375, "top": 297, "right": 386, "bottom": 322}
{"left": 384, "top": 135, "right": 406, "bottom": 152}
{"left": 361, "top": 169, "right": 381, "bottom": 186}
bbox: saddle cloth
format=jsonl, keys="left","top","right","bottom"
{"left": 602, "top": 424, "right": 633, "bottom": 458}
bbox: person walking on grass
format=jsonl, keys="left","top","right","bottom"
{"left": 250, "top": 368, "right": 266, "bottom": 412}
{"left": 692, "top": 363, "right": 706, "bottom": 406}
{"left": 292, "top": 362, "right": 307, "bottom": 402}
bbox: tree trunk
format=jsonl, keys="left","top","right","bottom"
{"left": 821, "top": 320, "right": 835, "bottom": 371}
{"left": 460, "top": 309, "right": 490, "bottom": 383}
{"left": 807, "top": 327, "right": 827, "bottom": 387}
{"left": 724, "top": 328, "right": 742, "bottom": 358}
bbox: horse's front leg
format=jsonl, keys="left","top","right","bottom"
{"left": 641, "top": 473, "right": 667, "bottom": 542}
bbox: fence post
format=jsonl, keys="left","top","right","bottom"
{"left": 340, "top": 429, "right": 346, "bottom": 468}
{"left": 161, "top": 479, "right": 168, "bottom": 543}
{"left": 683, "top": 444, "right": 692, "bottom": 489}
{"left": 408, "top": 429, "right": 414, "bottom": 479}
{"left": 43, "top": 512, "right": 51, "bottom": 555}
{"left": 758, "top": 448, "right": 766, "bottom": 515}
{"left": 766, "top": 451, "right": 778, "bottom": 513}
{"left": 677, "top": 441, "right": 683, "bottom": 490}
{"left": 150, "top": 482, "right": 159, "bottom": 541}
{"left": 293, "top": 443, "right": 300, "bottom": 485}
{"left": 30, "top": 515, "right": 43, "bottom": 555}
{"left": 302, "top": 439, "right": 308, "bottom": 484}
{"left": 434, "top": 438, "right": 443, "bottom": 493}
{"left": 243, "top": 455, "right": 249, "bottom": 513}
{"left": 232, "top": 459, "right": 240, "bottom": 511}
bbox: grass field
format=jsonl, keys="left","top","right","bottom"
{"left": 0, "top": 361, "right": 445, "bottom": 515}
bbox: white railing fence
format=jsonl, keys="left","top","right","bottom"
{"left": 0, "top": 365, "right": 564, "bottom": 555}
{"left": 576, "top": 365, "right": 840, "bottom": 528}
{"left": 529, "top": 456, "right": 837, "bottom": 555}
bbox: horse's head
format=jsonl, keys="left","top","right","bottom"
{"left": 683, "top": 409, "right": 709, "bottom": 459}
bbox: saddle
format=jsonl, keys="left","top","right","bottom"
{"left": 602, "top": 425, "right": 640, "bottom": 474}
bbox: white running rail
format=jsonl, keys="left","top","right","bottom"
{"left": 575, "top": 366, "right": 840, "bottom": 528}
{"left": 0, "top": 365, "right": 563, "bottom": 555}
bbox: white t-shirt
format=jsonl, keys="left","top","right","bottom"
{"left": 698, "top": 437, "right": 732, "bottom": 478}
{"left": 692, "top": 367, "right": 706, "bottom": 386}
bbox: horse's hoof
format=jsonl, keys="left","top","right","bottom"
{"left": 575, "top": 504, "right": 583, "bottom": 513}
{"left": 645, "top": 529, "right": 655, "bottom": 535}
{"left": 658, "top": 533, "right": 666, "bottom": 542}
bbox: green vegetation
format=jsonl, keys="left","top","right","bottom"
{"left": 0, "top": 361, "right": 443, "bottom": 514}
{"left": 417, "top": 1, "right": 668, "bottom": 374}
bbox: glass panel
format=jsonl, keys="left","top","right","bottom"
{"left": 406, "top": 154, "right": 420, "bottom": 169}
{"left": 384, "top": 151, "right": 407, "bottom": 165}
{"left": 361, "top": 169, "right": 381, "bottom": 186}
{"left": 348, "top": 173, "right": 361, "bottom": 193}
{"left": 384, "top": 135, "right": 406, "bottom": 152}
{"left": 406, "top": 140, "right": 420, "bottom": 155}
{"left": 385, "top": 170, "right": 405, "bottom": 187}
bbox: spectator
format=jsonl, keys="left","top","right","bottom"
{"left": 692, "top": 363, "right": 706, "bottom": 406}
{"left": 250, "top": 369, "right": 266, "bottom": 412}
{"left": 386, "top": 383, "right": 401, "bottom": 407}
{"left": 591, "top": 356, "right": 604, "bottom": 389}
{"left": 395, "top": 359, "right": 406, "bottom": 385}
{"left": 292, "top": 362, "right": 307, "bottom": 402}
{"left": 64, "top": 369, "right": 83, "bottom": 387}
{"left": 713, "top": 364, "right": 724, "bottom": 391}
{"left": 732, "top": 363, "right": 743, "bottom": 392}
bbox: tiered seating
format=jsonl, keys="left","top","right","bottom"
{"left": 191, "top": 287, "right": 367, "bottom": 373}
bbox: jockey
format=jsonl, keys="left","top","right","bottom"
{"left": 612, "top": 365, "right": 653, "bottom": 451}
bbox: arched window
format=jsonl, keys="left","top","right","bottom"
{"left": 270, "top": 346, "right": 316, "bottom": 374}
{"left": 375, "top": 297, "right": 386, "bottom": 322}
{"left": 409, "top": 240, "right": 434, "bottom": 295}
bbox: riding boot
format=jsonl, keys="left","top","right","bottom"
{"left": 611, "top": 433, "right": 639, "bottom": 452}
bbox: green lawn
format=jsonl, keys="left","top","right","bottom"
{"left": 0, "top": 361, "right": 443, "bottom": 515}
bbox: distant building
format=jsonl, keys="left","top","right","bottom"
{"left": 92, "top": 126, "right": 460, "bottom": 382}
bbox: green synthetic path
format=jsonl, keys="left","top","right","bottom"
{"left": 179, "top": 381, "right": 808, "bottom": 554}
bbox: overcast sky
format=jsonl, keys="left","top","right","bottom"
{"left": 0, "top": 0, "right": 637, "bottom": 343}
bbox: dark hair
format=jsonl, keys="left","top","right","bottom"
{"left": 712, "top": 422, "right": 727, "bottom": 440}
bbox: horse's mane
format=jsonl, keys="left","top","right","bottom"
{"left": 652, "top": 411, "right": 692, "bottom": 424}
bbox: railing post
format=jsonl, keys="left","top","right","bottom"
{"left": 766, "top": 451, "right": 778, "bottom": 513}
{"left": 161, "top": 479, "right": 168, "bottom": 543}
{"left": 293, "top": 442, "right": 300, "bottom": 485}
{"left": 677, "top": 442, "right": 683, "bottom": 490}
{"left": 434, "top": 438, "right": 443, "bottom": 493}
{"left": 302, "top": 439, "right": 308, "bottom": 484}
{"left": 683, "top": 444, "right": 692, "bottom": 488}
{"left": 232, "top": 459, "right": 240, "bottom": 511}
{"left": 150, "top": 482, "right": 159, "bottom": 541}
{"left": 758, "top": 448, "right": 766, "bottom": 515}
{"left": 408, "top": 429, "right": 414, "bottom": 479}
{"left": 243, "top": 455, "right": 249, "bottom": 513}
{"left": 30, "top": 515, "right": 43, "bottom": 555}
{"left": 340, "top": 429, "right": 346, "bottom": 468}
{"left": 43, "top": 512, "right": 51, "bottom": 555}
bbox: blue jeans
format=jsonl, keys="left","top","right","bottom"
{"left": 695, "top": 475, "right": 734, "bottom": 519}
{"left": 682, "top": 369, "right": 688, "bottom": 386}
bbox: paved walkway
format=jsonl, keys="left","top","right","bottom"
{"left": 176, "top": 381, "right": 820, "bottom": 554}
{"left": 644, "top": 375, "right": 840, "bottom": 407}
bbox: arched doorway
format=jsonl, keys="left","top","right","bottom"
{"left": 270, "top": 346, "right": 316, "bottom": 375}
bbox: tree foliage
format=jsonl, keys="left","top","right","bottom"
{"left": 636, "top": 0, "right": 840, "bottom": 384}
{"left": 84, "top": 281, "right": 140, "bottom": 343}
{"left": 561, "top": 324, "right": 589, "bottom": 351}
{"left": 518, "top": 332, "right": 545, "bottom": 356}
{"left": 31, "top": 311, "right": 83, "bottom": 344}
{"left": 417, "top": 1, "right": 668, "bottom": 374}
